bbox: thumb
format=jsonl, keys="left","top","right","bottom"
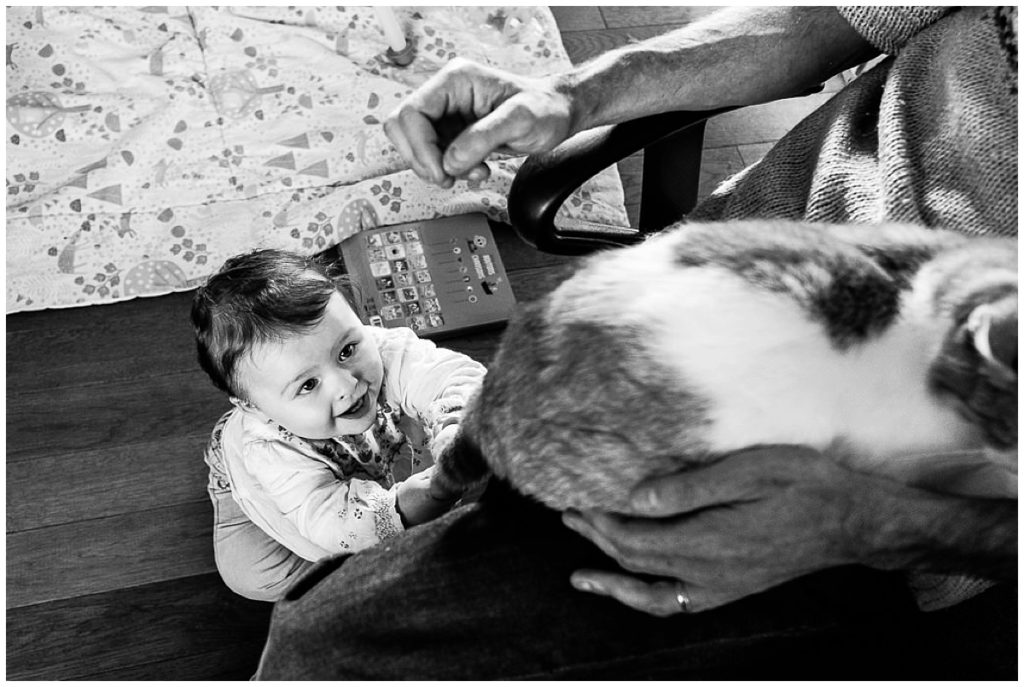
{"left": 442, "top": 97, "right": 560, "bottom": 177}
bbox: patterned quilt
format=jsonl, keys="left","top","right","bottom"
{"left": 6, "top": 6, "right": 628, "bottom": 313}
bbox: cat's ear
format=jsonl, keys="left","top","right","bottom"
{"left": 929, "top": 292, "right": 1017, "bottom": 449}
{"left": 968, "top": 294, "right": 1017, "bottom": 376}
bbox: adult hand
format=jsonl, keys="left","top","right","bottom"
{"left": 561, "top": 446, "right": 873, "bottom": 616}
{"left": 383, "top": 57, "right": 574, "bottom": 188}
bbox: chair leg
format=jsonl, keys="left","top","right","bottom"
{"left": 638, "top": 121, "right": 708, "bottom": 232}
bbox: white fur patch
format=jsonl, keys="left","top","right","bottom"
{"left": 550, "top": 234, "right": 993, "bottom": 492}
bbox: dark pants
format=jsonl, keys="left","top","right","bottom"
{"left": 255, "top": 480, "right": 1016, "bottom": 680}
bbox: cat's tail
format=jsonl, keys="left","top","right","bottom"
{"left": 433, "top": 391, "right": 493, "bottom": 495}
{"left": 434, "top": 428, "right": 491, "bottom": 494}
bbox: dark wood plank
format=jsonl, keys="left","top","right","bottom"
{"left": 6, "top": 371, "right": 228, "bottom": 462}
{"left": 79, "top": 645, "right": 267, "bottom": 681}
{"left": 434, "top": 328, "right": 503, "bottom": 366}
{"left": 600, "top": 6, "right": 722, "bottom": 28}
{"left": 625, "top": 201, "right": 640, "bottom": 229}
{"left": 618, "top": 153, "right": 644, "bottom": 212}
{"left": 6, "top": 298, "right": 198, "bottom": 394}
{"left": 550, "top": 5, "right": 606, "bottom": 32}
{"left": 7, "top": 501, "right": 215, "bottom": 608}
{"left": 6, "top": 573, "right": 272, "bottom": 680}
{"left": 703, "top": 92, "right": 836, "bottom": 148}
{"left": 7, "top": 435, "right": 210, "bottom": 532}
{"left": 488, "top": 220, "right": 576, "bottom": 273}
{"left": 507, "top": 261, "right": 579, "bottom": 301}
{"left": 5, "top": 289, "right": 194, "bottom": 334}
{"left": 698, "top": 145, "right": 746, "bottom": 201}
{"left": 736, "top": 141, "right": 777, "bottom": 167}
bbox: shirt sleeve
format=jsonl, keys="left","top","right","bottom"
{"left": 376, "top": 326, "right": 487, "bottom": 452}
{"left": 837, "top": 7, "right": 953, "bottom": 55}
{"left": 242, "top": 437, "right": 405, "bottom": 560}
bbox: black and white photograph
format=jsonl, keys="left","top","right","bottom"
{"left": 6, "top": 4, "right": 1017, "bottom": 681}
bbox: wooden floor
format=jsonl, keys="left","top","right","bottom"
{"left": 6, "top": 7, "right": 839, "bottom": 680}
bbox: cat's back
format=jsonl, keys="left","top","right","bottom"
{"left": 458, "top": 221, "right": 1015, "bottom": 511}
{"left": 550, "top": 221, "right": 973, "bottom": 348}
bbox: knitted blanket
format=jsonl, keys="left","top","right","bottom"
{"left": 692, "top": 6, "right": 1017, "bottom": 240}
{"left": 6, "top": 6, "right": 628, "bottom": 313}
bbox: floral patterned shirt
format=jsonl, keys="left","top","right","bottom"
{"left": 206, "top": 326, "right": 486, "bottom": 562}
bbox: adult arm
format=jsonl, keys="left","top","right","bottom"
{"left": 384, "top": 6, "right": 876, "bottom": 186}
{"left": 562, "top": 446, "right": 1017, "bottom": 616}
{"left": 561, "top": 6, "right": 873, "bottom": 129}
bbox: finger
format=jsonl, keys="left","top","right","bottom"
{"left": 442, "top": 98, "right": 548, "bottom": 177}
{"left": 572, "top": 508, "right": 668, "bottom": 555}
{"left": 569, "top": 571, "right": 710, "bottom": 617}
{"left": 562, "top": 510, "right": 623, "bottom": 560}
{"left": 628, "top": 445, "right": 820, "bottom": 516}
{"left": 562, "top": 511, "right": 673, "bottom": 575}
{"left": 383, "top": 107, "right": 453, "bottom": 187}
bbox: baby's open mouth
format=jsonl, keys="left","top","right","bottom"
{"left": 339, "top": 393, "right": 367, "bottom": 418}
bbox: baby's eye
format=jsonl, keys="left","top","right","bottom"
{"left": 298, "top": 378, "right": 318, "bottom": 394}
{"left": 338, "top": 343, "right": 357, "bottom": 362}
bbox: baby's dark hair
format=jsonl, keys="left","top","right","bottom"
{"left": 191, "top": 248, "right": 358, "bottom": 398}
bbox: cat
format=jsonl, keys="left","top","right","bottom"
{"left": 435, "top": 220, "right": 1017, "bottom": 609}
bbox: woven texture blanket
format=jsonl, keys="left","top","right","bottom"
{"left": 6, "top": 6, "right": 628, "bottom": 312}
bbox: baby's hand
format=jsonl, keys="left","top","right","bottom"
{"left": 395, "top": 467, "right": 461, "bottom": 528}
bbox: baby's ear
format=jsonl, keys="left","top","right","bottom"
{"left": 229, "top": 396, "right": 257, "bottom": 410}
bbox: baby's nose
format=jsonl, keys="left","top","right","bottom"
{"left": 328, "top": 369, "right": 359, "bottom": 399}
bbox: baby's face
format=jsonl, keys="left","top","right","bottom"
{"left": 237, "top": 291, "right": 384, "bottom": 439}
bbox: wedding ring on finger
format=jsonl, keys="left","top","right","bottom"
{"left": 675, "top": 579, "right": 691, "bottom": 613}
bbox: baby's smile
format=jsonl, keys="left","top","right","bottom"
{"left": 338, "top": 391, "right": 368, "bottom": 418}
{"left": 239, "top": 291, "right": 386, "bottom": 439}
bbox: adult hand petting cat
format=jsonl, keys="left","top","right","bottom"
{"left": 383, "top": 58, "right": 573, "bottom": 188}
{"left": 560, "top": 445, "right": 1018, "bottom": 615}
{"left": 560, "top": 446, "right": 856, "bottom": 614}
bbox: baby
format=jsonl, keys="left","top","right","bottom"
{"left": 191, "top": 248, "right": 486, "bottom": 601}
